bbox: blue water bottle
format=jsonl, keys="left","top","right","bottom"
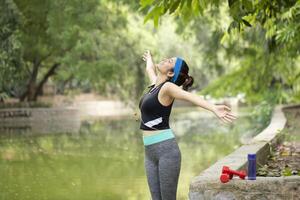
{"left": 247, "top": 153, "right": 256, "bottom": 180}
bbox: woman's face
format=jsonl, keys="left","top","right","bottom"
{"left": 156, "top": 57, "right": 177, "bottom": 76}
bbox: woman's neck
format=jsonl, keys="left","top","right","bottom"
{"left": 155, "top": 74, "right": 168, "bottom": 87}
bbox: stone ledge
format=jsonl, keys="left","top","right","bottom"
{"left": 188, "top": 104, "right": 300, "bottom": 200}
{"left": 0, "top": 107, "right": 80, "bottom": 134}
{"left": 189, "top": 176, "right": 299, "bottom": 200}
{"left": 251, "top": 105, "right": 287, "bottom": 143}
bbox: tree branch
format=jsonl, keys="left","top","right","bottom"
{"left": 19, "top": 57, "right": 40, "bottom": 101}
{"left": 34, "top": 63, "right": 60, "bottom": 99}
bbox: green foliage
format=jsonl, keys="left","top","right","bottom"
{"left": 157, "top": 1, "right": 300, "bottom": 105}
{"left": 0, "top": 0, "right": 25, "bottom": 97}
{"left": 139, "top": 0, "right": 300, "bottom": 105}
{"left": 248, "top": 101, "right": 274, "bottom": 133}
{"left": 55, "top": 1, "right": 131, "bottom": 93}
{"left": 282, "top": 166, "right": 293, "bottom": 176}
{"left": 140, "top": 0, "right": 300, "bottom": 44}
{"left": 140, "top": 0, "right": 222, "bottom": 26}
{"left": 1, "top": 0, "right": 208, "bottom": 106}
{"left": 0, "top": 0, "right": 103, "bottom": 101}
{"left": 1, "top": 0, "right": 299, "bottom": 106}
{"left": 0, "top": 92, "right": 9, "bottom": 101}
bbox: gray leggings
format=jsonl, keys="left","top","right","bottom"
{"left": 144, "top": 138, "right": 181, "bottom": 200}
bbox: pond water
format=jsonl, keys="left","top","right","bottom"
{"left": 0, "top": 106, "right": 259, "bottom": 200}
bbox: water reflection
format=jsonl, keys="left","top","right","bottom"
{"left": 0, "top": 107, "right": 256, "bottom": 200}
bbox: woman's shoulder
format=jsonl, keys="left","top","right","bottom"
{"left": 160, "top": 80, "right": 181, "bottom": 97}
{"left": 162, "top": 80, "right": 177, "bottom": 88}
{"left": 160, "top": 81, "right": 177, "bottom": 98}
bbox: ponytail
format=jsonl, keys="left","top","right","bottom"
{"left": 182, "top": 75, "right": 194, "bottom": 91}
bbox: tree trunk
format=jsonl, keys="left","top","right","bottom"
{"left": 58, "top": 74, "right": 74, "bottom": 94}
{"left": 20, "top": 58, "right": 40, "bottom": 102}
{"left": 33, "top": 63, "right": 60, "bottom": 100}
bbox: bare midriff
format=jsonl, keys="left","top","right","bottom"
{"left": 142, "top": 129, "right": 165, "bottom": 137}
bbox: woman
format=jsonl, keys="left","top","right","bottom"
{"left": 138, "top": 50, "right": 237, "bottom": 200}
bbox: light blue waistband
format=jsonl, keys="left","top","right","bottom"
{"left": 143, "top": 129, "right": 175, "bottom": 146}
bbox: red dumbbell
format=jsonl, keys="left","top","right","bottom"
{"left": 222, "top": 166, "right": 246, "bottom": 179}
{"left": 220, "top": 173, "right": 230, "bottom": 183}
{"left": 220, "top": 172, "right": 235, "bottom": 183}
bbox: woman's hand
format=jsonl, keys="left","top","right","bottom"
{"left": 142, "top": 50, "right": 152, "bottom": 62}
{"left": 212, "top": 104, "right": 237, "bottom": 124}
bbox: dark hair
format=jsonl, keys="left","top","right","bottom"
{"left": 169, "top": 60, "right": 194, "bottom": 91}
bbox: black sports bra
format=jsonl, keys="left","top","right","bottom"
{"left": 138, "top": 80, "right": 174, "bottom": 130}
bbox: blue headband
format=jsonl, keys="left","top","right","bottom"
{"left": 171, "top": 57, "right": 183, "bottom": 83}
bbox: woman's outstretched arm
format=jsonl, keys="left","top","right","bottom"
{"left": 142, "top": 50, "right": 157, "bottom": 85}
{"left": 165, "top": 82, "right": 237, "bottom": 124}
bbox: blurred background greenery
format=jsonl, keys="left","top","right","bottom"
{"left": 0, "top": 0, "right": 299, "bottom": 199}
{"left": 1, "top": 0, "right": 299, "bottom": 107}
